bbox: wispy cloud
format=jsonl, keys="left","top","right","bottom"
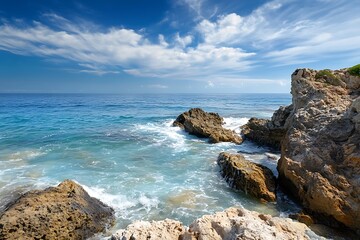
{"left": 0, "top": 0, "right": 359, "bottom": 84}
{"left": 196, "top": 0, "right": 360, "bottom": 65}
{"left": 0, "top": 13, "right": 254, "bottom": 80}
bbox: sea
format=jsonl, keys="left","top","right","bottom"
{"left": 0, "top": 93, "right": 299, "bottom": 233}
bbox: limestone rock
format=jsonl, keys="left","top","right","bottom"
{"left": 277, "top": 68, "right": 360, "bottom": 233}
{"left": 111, "top": 208, "right": 318, "bottom": 240}
{"left": 173, "top": 108, "right": 242, "bottom": 144}
{"left": 111, "top": 219, "right": 186, "bottom": 240}
{"left": 241, "top": 105, "right": 292, "bottom": 149}
{"left": 217, "top": 152, "right": 276, "bottom": 202}
{"left": 187, "top": 207, "right": 315, "bottom": 240}
{"left": 0, "top": 180, "right": 115, "bottom": 240}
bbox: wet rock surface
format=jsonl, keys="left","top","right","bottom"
{"left": 0, "top": 180, "right": 115, "bottom": 240}
{"left": 277, "top": 68, "right": 360, "bottom": 233}
{"left": 173, "top": 108, "right": 243, "bottom": 144}
{"left": 218, "top": 152, "right": 276, "bottom": 202}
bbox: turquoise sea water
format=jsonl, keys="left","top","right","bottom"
{"left": 0, "top": 93, "right": 298, "bottom": 231}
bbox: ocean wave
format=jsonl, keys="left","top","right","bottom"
{"left": 81, "top": 184, "right": 159, "bottom": 214}
{"left": 133, "top": 119, "right": 189, "bottom": 151}
{"left": 222, "top": 117, "right": 249, "bottom": 134}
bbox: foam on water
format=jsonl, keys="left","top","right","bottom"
{"left": 133, "top": 119, "right": 190, "bottom": 151}
{"left": 223, "top": 117, "right": 249, "bottom": 134}
{"left": 0, "top": 93, "right": 299, "bottom": 234}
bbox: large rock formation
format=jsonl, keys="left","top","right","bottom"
{"left": 241, "top": 104, "right": 292, "bottom": 149}
{"left": 277, "top": 68, "right": 360, "bottom": 233}
{"left": 217, "top": 152, "right": 276, "bottom": 202}
{"left": 0, "top": 180, "right": 115, "bottom": 239}
{"left": 111, "top": 208, "right": 317, "bottom": 240}
{"left": 173, "top": 108, "right": 243, "bottom": 144}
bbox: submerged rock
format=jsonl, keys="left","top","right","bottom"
{"left": 111, "top": 208, "right": 317, "bottom": 240}
{"left": 173, "top": 108, "right": 243, "bottom": 144}
{"left": 217, "top": 152, "right": 276, "bottom": 202}
{"left": 277, "top": 67, "right": 360, "bottom": 233}
{"left": 241, "top": 104, "right": 292, "bottom": 150}
{"left": 0, "top": 180, "right": 115, "bottom": 239}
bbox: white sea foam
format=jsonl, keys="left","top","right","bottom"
{"left": 8, "top": 150, "right": 45, "bottom": 161}
{"left": 81, "top": 184, "right": 159, "bottom": 215}
{"left": 134, "top": 119, "right": 189, "bottom": 151}
{"left": 223, "top": 117, "right": 249, "bottom": 134}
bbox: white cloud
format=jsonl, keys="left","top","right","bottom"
{"left": 0, "top": 15, "right": 254, "bottom": 80}
{"left": 0, "top": 0, "right": 359, "bottom": 85}
{"left": 147, "top": 84, "right": 168, "bottom": 89}
{"left": 196, "top": 0, "right": 360, "bottom": 65}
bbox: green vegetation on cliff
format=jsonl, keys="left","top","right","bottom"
{"left": 348, "top": 64, "right": 360, "bottom": 77}
{"left": 315, "top": 69, "right": 342, "bottom": 86}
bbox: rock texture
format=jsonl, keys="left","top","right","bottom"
{"left": 277, "top": 68, "right": 360, "bottom": 233}
{"left": 241, "top": 105, "right": 292, "bottom": 149}
{"left": 0, "top": 180, "right": 115, "bottom": 239}
{"left": 173, "top": 108, "right": 243, "bottom": 144}
{"left": 188, "top": 208, "right": 315, "bottom": 240}
{"left": 218, "top": 152, "right": 276, "bottom": 202}
{"left": 111, "top": 219, "right": 186, "bottom": 240}
{"left": 111, "top": 208, "right": 317, "bottom": 240}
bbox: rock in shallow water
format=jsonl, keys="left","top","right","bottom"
{"left": 173, "top": 108, "right": 243, "bottom": 144}
{"left": 111, "top": 208, "right": 316, "bottom": 240}
{"left": 241, "top": 105, "right": 292, "bottom": 150}
{"left": 217, "top": 152, "right": 276, "bottom": 202}
{"left": 0, "top": 180, "right": 115, "bottom": 239}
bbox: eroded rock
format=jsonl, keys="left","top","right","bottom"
{"left": 111, "top": 208, "right": 318, "bottom": 240}
{"left": 277, "top": 68, "right": 360, "bottom": 233}
{"left": 0, "top": 180, "right": 115, "bottom": 239}
{"left": 218, "top": 152, "right": 276, "bottom": 202}
{"left": 173, "top": 108, "right": 243, "bottom": 144}
{"left": 111, "top": 219, "right": 186, "bottom": 240}
{"left": 241, "top": 105, "right": 292, "bottom": 149}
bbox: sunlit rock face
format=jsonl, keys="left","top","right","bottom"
{"left": 217, "top": 152, "right": 277, "bottom": 202}
{"left": 0, "top": 180, "right": 115, "bottom": 239}
{"left": 173, "top": 108, "right": 243, "bottom": 144}
{"left": 277, "top": 68, "right": 360, "bottom": 233}
{"left": 111, "top": 208, "right": 316, "bottom": 240}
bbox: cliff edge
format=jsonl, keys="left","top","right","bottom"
{"left": 277, "top": 67, "right": 360, "bottom": 232}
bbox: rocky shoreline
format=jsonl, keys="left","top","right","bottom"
{"left": 1, "top": 66, "right": 359, "bottom": 239}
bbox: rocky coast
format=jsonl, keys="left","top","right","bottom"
{"left": 1, "top": 66, "right": 359, "bottom": 239}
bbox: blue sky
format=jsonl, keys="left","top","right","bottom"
{"left": 0, "top": 0, "right": 359, "bottom": 93}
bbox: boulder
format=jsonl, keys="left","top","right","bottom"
{"left": 173, "top": 108, "right": 243, "bottom": 144}
{"left": 217, "top": 152, "right": 276, "bottom": 202}
{"left": 187, "top": 207, "right": 315, "bottom": 240}
{"left": 0, "top": 180, "right": 115, "bottom": 239}
{"left": 241, "top": 105, "right": 292, "bottom": 149}
{"left": 277, "top": 68, "right": 360, "bottom": 233}
{"left": 111, "top": 219, "right": 186, "bottom": 240}
{"left": 111, "top": 208, "right": 318, "bottom": 240}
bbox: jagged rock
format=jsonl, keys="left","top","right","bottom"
{"left": 0, "top": 180, "right": 115, "bottom": 239}
{"left": 111, "top": 219, "right": 186, "bottom": 240}
{"left": 277, "top": 68, "right": 360, "bottom": 233}
{"left": 241, "top": 105, "right": 292, "bottom": 149}
{"left": 187, "top": 208, "right": 316, "bottom": 240}
{"left": 173, "top": 108, "right": 243, "bottom": 144}
{"left": 111, "top": 208, "right": 318, "bottom": 240}
{"left": 217, "top": 152, "right": 276, "bottom": 202}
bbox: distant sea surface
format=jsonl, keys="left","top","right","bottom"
{"left": 0, "top": 93, "right": 297, "bottom": 230}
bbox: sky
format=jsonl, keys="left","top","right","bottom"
{"left": 0, "top": 0, "right": 359, "bottom": 93}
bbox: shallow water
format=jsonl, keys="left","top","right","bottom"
{"left": 0, "top": 93, "right": 298, "bottom": 230}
